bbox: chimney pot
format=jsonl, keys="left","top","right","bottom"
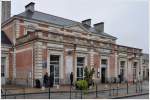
{"left": 25, "top": 2, "right": 35, "bottom": 13}
{"left": 94, "top": 22, "right": 104, "bottom": 32}
{"left": 82, "top": 19, "right": 91, "bottom": 28}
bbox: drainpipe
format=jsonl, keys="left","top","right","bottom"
{"left": 73, "top": 44, "right": 77, "bottom": 82}
{"left": 13, "top": 45, "right": 16, "bottom": 83}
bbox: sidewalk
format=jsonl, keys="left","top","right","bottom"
{"left": 1, "top": 81, "right": 149, "bottom": 99}
{"left": 109, "top": 92, "right": 149, "bottom": 99}
{"left": 2, "top": 83, "right": 132, "bottom": 94}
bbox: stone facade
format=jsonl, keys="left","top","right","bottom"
{"left": 1, "top": 2, "right": 145, "bottom": 87}
{"left": 142, "top": 54, "right": 149, "bottom": 80}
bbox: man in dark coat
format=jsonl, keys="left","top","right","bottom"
{"left": 70, "top": 72, "right": 73, "bottom": 86}
{"left": 43, "top": 72, "right": 48, "bottom": 87}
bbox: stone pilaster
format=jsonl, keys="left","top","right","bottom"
{"left": 34, "top": 41, "right": 43, "bottom": 83}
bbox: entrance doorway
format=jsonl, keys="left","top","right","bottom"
{"left": 120, "top": 61, "right": 125, "bottom": 82}
{"left": 101, "top": 59, "right": 107, "bottom": 83}
{"left": 50, "top": 55, "right": 60, "bottom": 85}
{"left": 77, "top": 57, "right": 84, "bottom": 81}
{"left": 101, "top": 68, "right": 106, "bottom": 83}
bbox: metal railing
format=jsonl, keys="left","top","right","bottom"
{"left": 1, "top": 81, "right": 148, "bottom": 99}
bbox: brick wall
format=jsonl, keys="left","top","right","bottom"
{"left": 19, "top": 19, "right": 25, "bottom": 37}
{"left": 16, "top": 46, "right": 33, "bottom": 85}
{"left": 93, "top": 53, "right": 100, "bottom": 78}
{"left": 2, "top": 21, "right": 14, "bottom": 43}
{"left": 42, "top": 47, "right": 48, "bottom": 74}
{"left": 109, "top": 54, "right": 116, "bottom": 77}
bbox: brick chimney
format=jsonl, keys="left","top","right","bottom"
{"left": 82, "top": 19, "right": 91, "bottom": 28}
{"left": 94, "top": 22, "right": 104, "bottom": 32}
{"left": 25, "top": 2, "right": 35, "bottom": 13}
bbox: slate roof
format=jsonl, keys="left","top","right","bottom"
{"left": 17, "top": 11, "right": 117, "bottom": 39}
{"left": 89, "top": 27, "right": 117, "bottom": 39}
{"left": 142, "top": 53, "right": 149, "bottom": 60}
{"left": 18, "top": 11, "right": 76, "bottom": 26}
{"left": 1, "top": 31, "right": 12, "bottom": 45}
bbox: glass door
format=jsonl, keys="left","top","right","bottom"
{"left": 50, "top": 55, "right": 60, "bottom": 85}
{"left": 77, "top": 57, "right": 84, "bottom": 80}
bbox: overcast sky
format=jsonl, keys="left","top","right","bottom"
{"left": 11, "top": 0, "right": 149, "bottom": 53}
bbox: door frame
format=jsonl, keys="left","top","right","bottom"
{"left": 76, "top": 54, "right": 87, "bottom": 81}
{"left": 50, "top": 63, "right": 59, "bottom": 85}
{"left": 100, "top": 56, "right": 109, "bottom": 82}
{"left": 101, "top": 67, "right": 106, "bottom": 83}
{"left": 47, "top": 51, "right": 63, "bottom": 85}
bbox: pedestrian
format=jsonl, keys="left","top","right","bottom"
{"left": 43, "top": 72, "right": 48, "bottom": 87}
{"left": 70, "top": 72, "right": 73, "bottom": 86}
{"left": 49, "top": 72, "right": 54, "bottom": 87}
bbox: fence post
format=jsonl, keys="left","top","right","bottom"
{"left": 24, "top": 88, "right": 25, "bottom": 99}
{"left": 141, "top": 81, "right": 142, "bottom": 93}
{"left": 112, "top": 88, "right": 114, "bottom": 96}
{"left": 136, "top": 81, "right": 137, "bottom": 93}
{"left": 127, "top": 82, "right": 128, "bottom": 94}
{"left": 109, "top": 82, "right": 111, "bottom": 96}
{"left": 14, "top": 96, "right": 16, "bottom": 99}
{"left": 117, "top": 84, "right": 119, "bottom": 96}
{"left": 70, "top": 85, "right": 71, "bottom": 99}
{"left": 5, "top": 89, "right": 6, "bottom": 99}
{"left": 48, "top": 87, "right": 51, "bottom": 99}
{"left": 80, "top": 89, "right": 82, "bottom": 99}
{"left": 96, "top": 84, "right": 98, "bottom": 98}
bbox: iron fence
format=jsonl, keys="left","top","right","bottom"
{"left": 1, "top": 81, "right": 149, "bottom": 99}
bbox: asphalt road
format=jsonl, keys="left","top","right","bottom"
{"left": 123, "top": 94, "right": 149, "bottom": 99}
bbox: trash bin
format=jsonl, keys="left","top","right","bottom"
{"left": 35, "top": 79, "right": 41, "bottom": 88}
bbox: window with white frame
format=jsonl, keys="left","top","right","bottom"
{"left": 133, "top": 62, "right": 137, "bottom": 80}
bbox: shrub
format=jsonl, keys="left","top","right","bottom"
{"left": 76, "top": 80, "right": 88, "bottom": 90}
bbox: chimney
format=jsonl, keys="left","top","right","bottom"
{"left": 25, "top": 2, "right": 35, "bottom": 13}
{"left": 82, "top": 19, "right": 91, "bottom": 28}
{"left": 94, "top": 22, "right": 104, "bottom": 32}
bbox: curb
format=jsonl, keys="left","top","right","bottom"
{"left": 109, "top": 92, "right": 149, "bottom": 99}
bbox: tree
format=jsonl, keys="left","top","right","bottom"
{"left": 84, "top": 67, "right": 95, "bottom": 87}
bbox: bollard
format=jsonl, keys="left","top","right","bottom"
{"left": 96, "top": 84, "right": 98, "bottom": 98}
{"left": 49, "top": 87, "right": 51, "bottom": 99}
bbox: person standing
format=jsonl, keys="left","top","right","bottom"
{"left": 70, "top": 72, "right": 73, "bottom": 86}
{"left": 43, "top": 72, "right": 48, "bottom": 87}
